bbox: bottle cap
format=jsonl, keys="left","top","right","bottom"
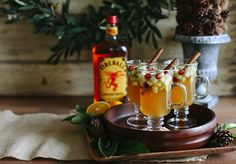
{"left": 107, "top": 16, "right": 118, "bottom": 24}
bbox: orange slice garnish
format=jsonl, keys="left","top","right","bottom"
{"left": 86, "top": 101, "right": 110, "bottom": 116}
{"left": 109, "top": 101, "right": 122, "bottom": 107}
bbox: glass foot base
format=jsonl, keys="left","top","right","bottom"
{"left": 127, "top": 116, "right": 147, "bottom": 128}
{"left": 142, "top": 126, "right": 169, "bottom": 131}
{"left": 167, "top": 118, "right": 197, "bottom": 129}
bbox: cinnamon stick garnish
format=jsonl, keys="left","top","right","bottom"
{"left": 183, "top": 51, "right": 201, "bottom": 71}
{"left": 164, "top": 58, "right": 177, "bottom": 70}
{"left": 141, "top": 48, "right": 163, "bottom": 95}
{"left": 148, "top": 48, "right": 163, "bottom": 64}
{"left": 141, "top": 58, "right": 177, "bottom": 95}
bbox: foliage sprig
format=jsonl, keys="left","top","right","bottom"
{"left": 0, "top": 0, "right": 173, "bottom": 63}
{"left": 63, "top": 104, "right": 149, "bottom": 157}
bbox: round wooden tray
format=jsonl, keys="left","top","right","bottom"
{"left": 103, "top": 103, "right": 217, "bottom": 152}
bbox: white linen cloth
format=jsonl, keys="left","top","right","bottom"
{"left": 0, "top": 110, "right": 91, "bottom": 160}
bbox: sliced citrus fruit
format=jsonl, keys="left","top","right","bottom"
{"left": 86, "top": 101, "right": 110, "bottom": 116}
{"left": 109, "top": 101, "right": 122, "bottom": 107}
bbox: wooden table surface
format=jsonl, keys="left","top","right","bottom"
{"left": 0, "top": 96, "right": 235, "bottom": 164}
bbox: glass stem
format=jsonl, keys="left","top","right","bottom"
{"left": 174, "top": 106, "right": 189, "bottom": 122}
{"left": 133, "top": 104, "right": 144, "bottom": 119}
{"left": 147, "top": 116, "right": 164, "bottom": 130}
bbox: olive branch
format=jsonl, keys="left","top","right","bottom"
{"left": 0, "top": 0, "right": 174, "bottom": 63}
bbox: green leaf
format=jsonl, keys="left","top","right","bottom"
{"left": 63, "top": 47, "right": 70, "bottom": 61}
{"left": 55, "top": 28, "right": 65, "bottom": 39}
{"left": 19, "top": 5, "right": 35, "bottom": 11}
{"left": 39, "top": 8, "right": 51, "bottom": 14}
{"left": 15, "top": 0, "right": 27, "bottom": 6}
{"left": 232, "top": 133, "right": 236, "bottom": 139}
{"left": 62, "top": 0, "right": 70, "bottom": 14}
{"left": 65, "top": 15, "right": 78, "bottom": 26}
{"left": 221, "top": 123, "right": 236, "bottom": 130}
{"left": 117, "top": 138, "right": 149, "bottom": 154}
{"left": 28, "top": 1, "right": 37, "bottom": 6}
{"left": 145, "top": 30, "right": 151, "bottom": 44}
{"left": 31, "top": 14, "right": 46, "bottom": 21}
{"left": 62, "top": 115, "right": 76, "bottom": 121}
{"left": 150, "top": 24, "right": 162, "bottom": 38}
{"left": 47, "top": 52, "right": 62, "bottom": 64}
{"left": 71, "top": 114, "right": 90, "bottom": 124}
{"left": 75, "top": 104, "right": 86, "bottom": 113}
{"left": 68, "top": 27, "right": 87, "bottom": 34}
{"left": 140, "top": 23, "right": 148, "bottom": 34}
{"left": 98, "top": 137, "right": 118, "bottom": 157}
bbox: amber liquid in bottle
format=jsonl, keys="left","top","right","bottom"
{"left": 92, "top": 16, "right": 128, "bottom": 103}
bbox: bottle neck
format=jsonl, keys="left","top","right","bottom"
{"left": 105, "top": 34, "right": 117, "bottom": 40}
{"left": 105, "top": 23, "right": 118, "bottom": 40}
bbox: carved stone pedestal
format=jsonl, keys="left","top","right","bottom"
{"left": 174, "top": 34, "right": 231, "bottom": 109}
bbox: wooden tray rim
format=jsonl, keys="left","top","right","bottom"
{"left": 87, "top": 133, "right": 236, "bottom": 162}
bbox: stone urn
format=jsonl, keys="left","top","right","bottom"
{"left": 174, "top": 33, "right": 231, "bottom": 109}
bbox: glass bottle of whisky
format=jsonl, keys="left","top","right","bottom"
{"left": 92, "top": 15, "right": 128, "bottom": 103}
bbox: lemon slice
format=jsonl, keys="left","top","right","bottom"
{"left": 86, "top": 101, "right": 110, "bottom": 116}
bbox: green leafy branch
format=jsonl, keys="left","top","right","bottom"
{"left": 63, "top": 104, "right": 149, "bottom": 157}
{"left": 0, "top": 0, "right": 104, "bottom": 63}
{"left": 0, "top": 0, "right": 173, "bottom": 63}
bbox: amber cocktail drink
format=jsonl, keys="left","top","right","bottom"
{"left": 167, "top": 61, "right": 210, "bottom": 129}
{"left": 127, "top": 69, "right": 140, "bottom": 106}
{"left": 126, "top": 60, "right": 146, "bottom": 128}
{"left": 171, "top": 63, "right": 197, "bottom": 108}
{"left": 138, "top": 64, "right": 186, "bottom": 131}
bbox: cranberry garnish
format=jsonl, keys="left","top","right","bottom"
{"left": 128, "top": 65, "right": 135, "bottom": 71}
{"left": 178, "top": 69, "right": 185, "bottom": 75}
{"left": 155, "top": 73, "right": 162, "bottom": 79}
{"left": 149, "top": 66, "right": 155, "bottom": 71}
{"left": 145, "top": 73, "right": 152, "bottom": 80}
{"left": 164, "top": 71, "right": 168, "bottom": 74}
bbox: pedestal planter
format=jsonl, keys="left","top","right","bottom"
{"left": 174, "top": 33, "right": 231, "bottom": 109}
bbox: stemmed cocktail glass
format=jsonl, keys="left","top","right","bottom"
{"left": 138, "top": 63, "right": 187, "bottom": 131}
{"left": 167, "top": 60, "right": 210, "bottom": 129}
{"left": 126, "top": 60, "right": 147, "bottom": 128}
